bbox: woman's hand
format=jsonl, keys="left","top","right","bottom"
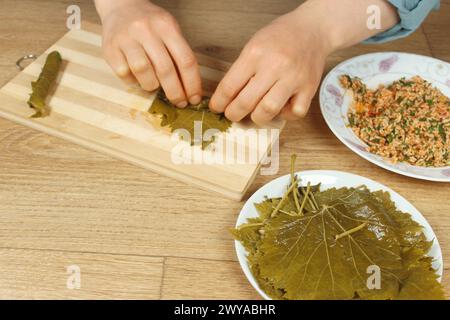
{"left": 95, "top": 0, "right": 202, "bottom": 107}
{"left": 209, "top": 9, "right": 331, "bottom": 124}
{"left": 209, "top": 0, "right": 399, "bottom": 124}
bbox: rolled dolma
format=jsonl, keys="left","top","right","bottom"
{"left": 27, "top": 51, "right": 62, "bottom": 118}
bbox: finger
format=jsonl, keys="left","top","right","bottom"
{"left": 103, "top": 42, "right": 137, "bottom": 85}
{"left": 280, "top": 91, "right": 314, "bottom": 120}
{"left": 223, "top": 71, "right": 277, "bottom": 122}
{"left": 163, "top": 31, "right": 202, "bottom": 105}
{"left": 251, "top": 80, "right": 293, "bottom": 125}
{"left": 120, "top": 39, "right": 159, "bottom": 91}
{"left": 209, "top": 55, "right": 255, "bottom": 113}
{"left": 133, "top": 31, "right": 188, "bottom": 107}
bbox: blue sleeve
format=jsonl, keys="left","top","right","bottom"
{"left": 363, "top": 0, "right": 440, "bottom": 44}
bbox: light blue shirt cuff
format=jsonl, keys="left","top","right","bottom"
{"left": 363, "top": 0, "right": 440, "bottom": 44}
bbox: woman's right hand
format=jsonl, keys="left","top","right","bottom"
{"left": 95, "top": 0, "right": 202, "bottom": 107}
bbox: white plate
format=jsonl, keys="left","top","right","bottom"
{"left": 319, "top": 52, "right": 450, "bottom": 182}
{"left": 234, "top": 170, "right": 443, "bottom": 300}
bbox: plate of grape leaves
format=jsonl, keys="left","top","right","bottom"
{"left": 232, "top": 156, "right": 444, "bottom": 300}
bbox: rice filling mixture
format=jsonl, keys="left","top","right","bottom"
{"left": 340, "top": 75, "right": 449, "bottom": 167}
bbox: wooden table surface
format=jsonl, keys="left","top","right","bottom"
{"left": 0, "top": 0, "right": 449, "bottom": 299}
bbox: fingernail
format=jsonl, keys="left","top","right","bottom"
{"left": 189, "top": 95, "right": 201, "bottom": 105}
{"left": 176, "top": 101, "right": 188, "bottom": 108}
{"left": 116, "top": 65, "right": 129, "bottom": 77}
{"left": 293, "top": 105, "right": 306, "bottom": 117}
{"left": 128, "top": 82, "right": 140, "bottom": 88}
{"left": 208, "top": 99, "right": 221, "bottom": 113}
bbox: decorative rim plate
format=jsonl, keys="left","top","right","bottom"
{"left": 234, "top": 170, "right": 443, "bottom": 300}
{"left": 319, "top": 52, "right": 450, "bottom": 182}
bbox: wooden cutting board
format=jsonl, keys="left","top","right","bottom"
{"left": 0, "top": 21, "right": 285, "bottom": 200}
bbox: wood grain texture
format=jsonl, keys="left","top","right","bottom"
{"left": 161, "top": 257, "right": 261, "bottom": 299}
{"left": 0, "top": 0, "right": 449, "bottom": 299}
{"left": 422, "top": 2, "right": 450, "bottom": 62}
{"left": 0, "top": 248, "right": 163, "bottom": 299}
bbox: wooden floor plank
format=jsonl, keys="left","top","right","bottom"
{"left": 422, "top": 2, "right": 450, "bottom": 62}
{"left": 161, "top": 257, "right": 260, "bottom": 299}
{"left": 0, "top": 248, "right": 164, "bottom": 299}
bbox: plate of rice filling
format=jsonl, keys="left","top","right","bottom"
{"left": 320, "top": 52, "right": 450, "bottom": 182}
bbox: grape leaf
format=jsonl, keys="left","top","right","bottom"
{"left": 397, "top": 257, "right": 445, "bottom": 300}
{"left": 232, "top": 157, "right": 444, "bottom": 300}
{"left": 258, "top": 187, "right": 406, "bottom": 300}
{"left": 149, "top": 90, "right": 232, "bottom": 149}
{"left": 27, "top": 51, "right": 62, "bottom": 118}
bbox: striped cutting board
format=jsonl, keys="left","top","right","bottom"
{"left": 0, "top": 21, "right": 285, "bottom": 200}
